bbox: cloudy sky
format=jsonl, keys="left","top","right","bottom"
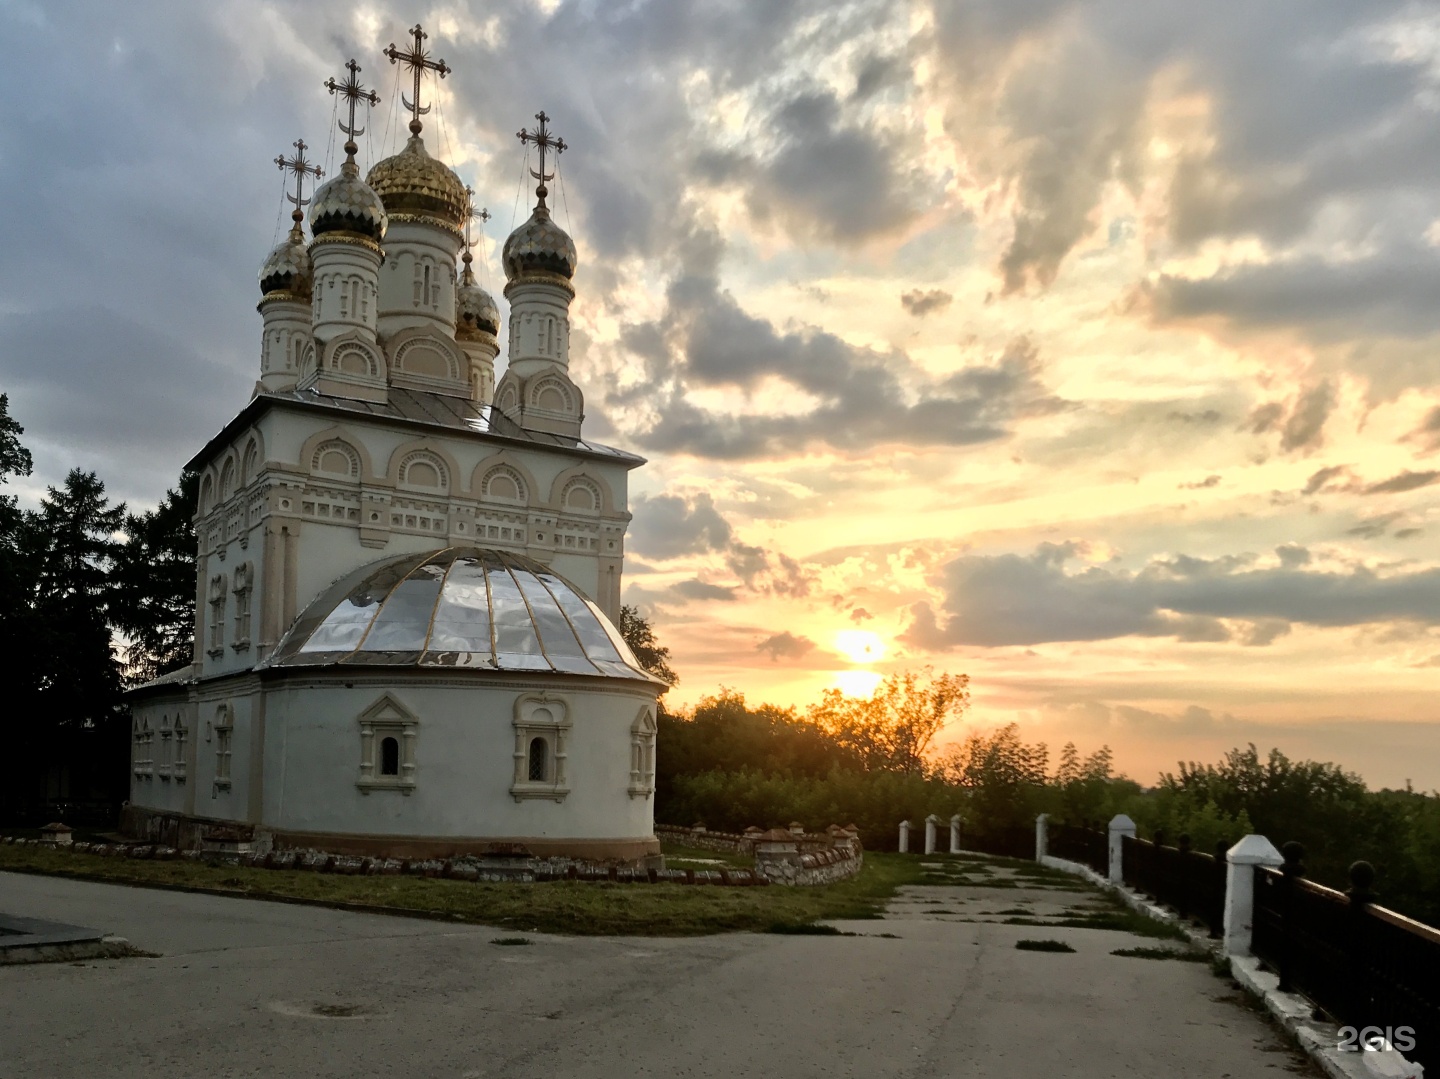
{"left": 7, "top": 0, "right": 1440, "bottom": 788}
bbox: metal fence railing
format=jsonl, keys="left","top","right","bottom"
{"left": 1121, "top": 832, "right": 1227, "bottom": 938}
{"left": 1048, "top": 822, "right": 1107, "bottom": 876}
{"left": 964, "top": 825, "right": 1035, "bottom": 861}
{"left": 1252, "top": 848, "right": 1438, "bottom": 1072}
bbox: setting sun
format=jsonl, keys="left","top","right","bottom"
{"left": 833, "top": 630, "right": 886, "bottom": 665}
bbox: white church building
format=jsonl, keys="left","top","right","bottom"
{"left": 125, "top": 31, "right": 665, "bottom": 863}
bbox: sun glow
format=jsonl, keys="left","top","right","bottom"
{"left": 831, "top": 669, "right": 883, "bottom": 698}
{"left": 834, "top": 629, "right": 886, "bottom": 664}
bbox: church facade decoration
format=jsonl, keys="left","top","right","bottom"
{"left": 125, "top": 30, "right": 664, "bottom": 863}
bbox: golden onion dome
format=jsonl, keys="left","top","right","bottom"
{"left": 365, "top": 133, "right": 467, "bottom": 234}
{"left": 502, "top": 203, "right": 577, "bottom": 281}
{"left": 258, "top": 219, "right": 312, "bottom": 297}
{"left": 309, "top": 158, "right": 387, "bottom": 242}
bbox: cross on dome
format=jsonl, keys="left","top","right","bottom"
{"left": 462, "top": 186, "right": 490, "bottom": 283}
{"left": 516, "top": 111, "right": 566, "bottom": 210}
{"left": 384, "top": 23, "right": 450, "bottom": 135}
{"left": 275, "top": 139, "right": 323, "bottom": 233}
{"left": 325, "top": 59, "right": 380, "bottom": 162}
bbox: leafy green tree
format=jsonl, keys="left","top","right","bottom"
{"left": 810, "top": 669, "right": 970, "bottom": 774}
{"left": 937, "top": 721, "right": 1049, "bottom": 830}
{"left": 113, "top": 468, "right": 198, "bottom": 683}
{"left": 618, "top": 605, "right": 678, "bottom": 689}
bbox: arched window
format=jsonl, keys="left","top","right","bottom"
{"left": 241, "top": 441, "right": 260, "bottom": 486}
{"left": 528, "top": 737, "right": 548, "bottom": 783}
{"left": 379, "top": 736, "right": 400, "bottom": 777}
{"left": 312, "top": 439, "right": 360, "bottom": 480}
{"left": 219, "top": 459, "right": 235, "bottom": 502}
{"left": 398, "top": 450, "right": 448, "bottom": 491}
{"left": 483, "top": 465, "right": 526, "bottom": 503}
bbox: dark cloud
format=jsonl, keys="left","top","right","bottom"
{"left": 694, "top": 81, "right": 930, "bottom": 244}
{"left": 628, "top": 493, "right": 734, "bottom": 560}
{"left": 1365, "top": 470, "right": 1440, "bottom": 495}
{"left": 1170, "top": 409, "right": 1223, "bottom": 426}
{"left": 672, "top": 578, "right": 738, "bottom": 602}
{"left": 849, "top": 607, "right": 873, "bottom": 623}
{"left": 904, "top": 540, "right": 1440, "bottom": 648}
{"left": 900, "top": 288, "right": 954, "bottom": 316}
{"left": 757, "top": 631, "right": 816, "bottom": 661}
{"left": 1179, "top": 474, "right": 1220, "bottom": 490}
{"left": 1302, "top": 466, "right": 1353, "bottom": 496}
{"left": 628, "top": 264, "right": 1068, "bottom": 457}
{"left": 1347, "top": 513, "right": 1403, "bottom": 540}
{"left": 927, "top": 1, "right": 1440, "bottom": 363}
{"left": 1246, "top": 382, "right": 1334, "bottom": 453}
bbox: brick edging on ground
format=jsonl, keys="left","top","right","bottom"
{"left": 1037, "top": 854, "right": 1381, "bottom": 1079}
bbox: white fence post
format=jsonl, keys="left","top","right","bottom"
{"left": 898, "top": 820, "right": 910, "bottom": 853}
{"left": 949, "top": 814, "right": 961, "bottom": 854}
{"left": 1034, "top": 813, "right": 1049, "bottom": 860}
{"left": 1107, "top": 814, "right": 1136, "bottom": 883}
{"left": 1223, "top": 835, "right": 1284, "bottom": 957}
{"left": 924, "top": 814, "right": 939, "bottom": 854}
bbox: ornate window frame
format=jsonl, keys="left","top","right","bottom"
{"left": 510, "top": 693, "right": 571, "bottom": 802}
{"left": 629, "top": 706, "right": 657, "bottom": 799}
{"left": 356, "top": 693, "right": 418, "bottom": 794}
{"left": 231, "top": 562, "right": 254, "bottom": 652}
{"left": 206, "top": 575, "right": 226, "bottom": 657}
{"left": 133, "top": 716, "right": 153, "bottom": 780}
{"left": 212, "top": 703, "right": 234, "bottom": 795}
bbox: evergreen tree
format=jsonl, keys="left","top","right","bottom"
{"left": 113, "top": 468, "right": 198, "bottom": 683}
{"left": 18, "top": 470, "right": 128, "bottom": 817}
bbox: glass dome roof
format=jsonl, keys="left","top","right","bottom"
{"left": 268, "top": 548, "right": 659, "bottom": 682}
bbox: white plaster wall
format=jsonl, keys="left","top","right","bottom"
{"left": 261, "top": 678, "right": 656, "bottom": 841}
{"left": 129, "top": 694, "right": 192, "bottom": 815}
{"left": 193, "top": 689, "right": 256, "bottom": 822}
{"left": 377, "top": 222, "right": 461, "bottom": 339}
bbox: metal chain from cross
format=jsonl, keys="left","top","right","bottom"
{"left": 516, "top": 111, "right": 566, "bottom": 210}
{"left": 275, "top": 139, "right": 324, "bottom": 231}
{"left": 462, "top": 185, "right": 491, "bottom": 282}
{"left": 325, "top": 59, "right": 380, "bottom": 161}
{"left": 384, "top": 23, "right": 450, "bottom": 135}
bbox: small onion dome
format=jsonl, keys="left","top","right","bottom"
{"left": 258, "top": 220, "right": 312, "bottom": 297}
{"left": 502, "top": 201, "right": 577, "bottom": 281}
{"left": 365, "top": 134, "right": 467, "bottom": 232}
{"left": 309, "top": 157, "right": 387, "bottom": 242}
{"left": 456, "top": 277, "right": 500, "bottom": 338}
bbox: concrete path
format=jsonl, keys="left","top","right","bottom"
{"left": 0, "top": 864, "right": 1314, "bottom": 1079}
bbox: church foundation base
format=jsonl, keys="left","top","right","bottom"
{"left": 269, "top": 828, "right": 661, "bottom": 863}
{"left": 121, "top": 807, "right": 659, "bottom": 864}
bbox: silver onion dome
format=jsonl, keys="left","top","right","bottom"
{"left": 457, "top": 279, "right": 500, "bottom": 337}
{"left": 502, "top": 204, "right": 577, "bottom": 281}
{"left": 309, "top": 158, "right": 388, "bottom": 242}
{"left": 268, "top": 547, "right": 659, "bottom": 681}
{"left": 258, "top": 227, "right": 312, "bottom": 297}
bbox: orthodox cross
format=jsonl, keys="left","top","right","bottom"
{"left": 384, "top": 24, "right": 449, "bottom": 134}
{"left": 515, "top": 111, "right": 566, "bottom": 209}
{"left": 275, "top": 139, "right": 323, "bottom": 230}
{"left": 462, "top": 186, "right": 490, "bottom": 281}
{"left": 325, "top": 59, "right": 380, "bottom": 159}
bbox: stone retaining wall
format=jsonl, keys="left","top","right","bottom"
{"left": 5, "top": 829, "right": 863, "bottom": 887}
{"left": 0, "top": 835, "right": 770, "bottom": 886}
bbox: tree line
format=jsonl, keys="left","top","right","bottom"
{"left": 654, "top": 678, "right": 1440, "bottom": 928}
{"left": 0, "top": 396, "right": 194, "bottom": 821}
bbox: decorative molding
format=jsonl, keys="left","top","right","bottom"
{"left": 510, "top": 692, "right": 571, "bottom": 803}
{"left": 356, "top": 692, "right": 419, "bottom": 794}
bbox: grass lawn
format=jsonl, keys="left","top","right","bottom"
{"left": 0, "top": 842, "right": 927, "bottom": 937}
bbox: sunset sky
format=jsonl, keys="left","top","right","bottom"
{"left": 6, "top": 1, "right": 1440, "bottom": 788}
